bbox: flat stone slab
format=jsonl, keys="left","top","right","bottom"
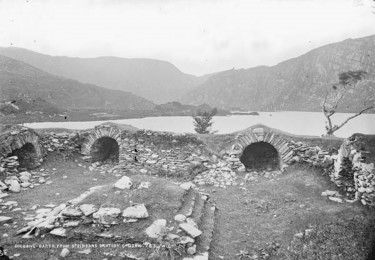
{"left": 93, "top": 207, "right": 121, "bottom": 218}
{"left": 79, "top": 204, "right": 98, "bottom": 216}
{"left": 114, "top": 176, "right": 132, "bottom": 189}
{"left": 122, "top": 204, "right": 148, "bottom": 219}
{"left": 8, "top": 180, "right": 21, "bottom": 193}
{"left": 0, "top": 192, "right": 9, "bottom": 199}
{"left": 0, "top": 216, "right": 12, "bottom": 223}
{"left": 36, "top": 208, "right": 52, "bottom": 214}
{"left": 183, "top": 252, "right": 209, "bottom": 260}
{"left": 179, "top": 223, "right": 202, "bottom": 238}
{"left": 145, "top": 219, "right": 167, "bottom": 238}
{"left": 62, "top": 208, "right": 83, "bottom": 218}
{"left": 63, "top": 221, "right": 80, "bottom": 228}
{"left": 3, "top": 201, "right": 18, "bottom": 206}
{"left": 328, "top": 197, "right": 343, "bottom": 203}
{"left": 93, "top": 207, "right": 121, "bottom": 225}
{"left": 321, "top": 190, "right": 338, "bottom": 197}
{"left": 50, "top": 228, "right": 67, "bottom": 237}
{"left": 174, "top": 214, "right": 187, "bottom": 222}
{"left": 180, "top": 182, "right": 195, "bottom": 191}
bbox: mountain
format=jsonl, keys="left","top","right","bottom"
{"left": 0, "top": 55, "right": 155, "bottom": 114}
{"left": 181, "top": 35, "right": 375, "bottom": 112}
{"left": 0, "top": 48, "right": 203, "bottom": 104}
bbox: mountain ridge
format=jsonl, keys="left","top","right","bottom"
{"left": 0, "top": 54, "right": 155, "bottom": 113}
{"left": 0, "top": 47, "right": 204, "bottom": 104}
{"left": 181, "top": 34, "right": 375, "bottom": 112}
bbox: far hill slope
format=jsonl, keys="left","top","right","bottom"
{"left": 181, "top": 35, "right": 375, "bottom": 112}
{"left": 0, "top": 48, "right": 204, "bottom": 104}
{"left": 0, "top": 55, "right": 155, "bottom": 112}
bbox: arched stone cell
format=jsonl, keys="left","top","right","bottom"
{"left": 91, "top": 136, "right": 119, "bottom": 163}
{"left": 231, "top": 125, "right": 295, "bottom": 171}
{"left": 240, "top": 142, "right": 280, "bottom": 171}
{"left": 9, "top": 142, "right": 39, "bottom": 169}
{"left": 81, "top": 125, "right": 122, "bottom": 163}
{"left": 0, "top": 125, "right": 44, "bottom": 170}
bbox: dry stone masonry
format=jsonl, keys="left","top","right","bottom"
{"left": 194, "top": 125, "right": 334, "bottom": 188}
{"left": 330, "top": 134, "right": 375, "bottom": 206}
{"left": 1, "top": 123, "right": 375, "bottom": 259}
{"left": 0, "top": 125, "right": 44, "bottom": 172}
{"left": 79, "top": 125, "right": 208, "bottom": 178}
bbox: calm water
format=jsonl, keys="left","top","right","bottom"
{"left": 22, "top": 111, "right": 375, "bottom": 138}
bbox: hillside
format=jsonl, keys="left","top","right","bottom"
{"left": 181, "top": 35, "right": 375, "bottom": 112}
{"left": 154, "top": 101, "right": 228, "bottom": 116}
{"left": 0, "top": 48, "right": 205, "bottom": 104}
{"left": 0, "top": 55, "right": 155, "bottom": 114}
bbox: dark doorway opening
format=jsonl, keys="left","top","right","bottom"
{"left": 91, "top": 137, "right": 119, "bottom": 163}
{"left": 240, "top": 142, "right": 280, "bottom": 171}
{"left": 9, "top": 143, "right": 39, "bottom": 169}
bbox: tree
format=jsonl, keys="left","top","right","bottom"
{"left": 192, "top": 108, "right": 218, "bottom": 134}
{"left": 322, "top": 70, "right": 374, "bottom": 136}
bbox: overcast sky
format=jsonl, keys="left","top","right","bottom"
{"left": 0, "top": 0, "right": 374, "bottom": 75}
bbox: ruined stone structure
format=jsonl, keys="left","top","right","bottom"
{"left": 81, "top": 125, "right": 122, "bottom": 163}
{"left": 1, "top": 123, "right": 374, "bottom": 207}
{"left": 80, "top": 125, "right": 207, "bottom": 177}
{"left": 0, "top": 125, "right": 43, "bottom": 170}
{"left": 330, "top": 134, "right": 375, "bottom": 206}
{"left": 230, "top": 125, "right": 295, "bottom": 170}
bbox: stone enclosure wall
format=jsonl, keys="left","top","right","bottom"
{"left": 224, "top": 125, "right": 332, "bottom": 171}
{"left": 81, "top": 125, "right": 208, "bottom": 178}
{"left": 330, "top": 134, "right": 375, "bottom": 206}
{"left": 1, "top": 123, "right": 374, "bottom": 207}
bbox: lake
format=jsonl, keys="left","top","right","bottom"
{"left": 22, "top": 111, "right": 375, "bottom": 138}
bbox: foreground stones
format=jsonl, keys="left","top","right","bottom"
{"left": 114, "top": 176, "right": 132, "bottom": 189}
{"left": 59, "top": 248, "right": 70, "bottom": 258}
{"left": 92, "top": 207, "right": 121, "bottom": 225}
{"left": 1, "top": 169, "right": 215, "bottom": 259}
{"left": 145, "top": 219, "right": 167, "bottom": 238}
{"left": 79, "top": 204, "right": 98, "bottom": 216}
{"left": 180, "top": 223, "right": 202, "bottom": 238}
{"left": 122, "top": 204, "right": 148, "bottom": 219}
{"left": 50, "top": 228, "right": 67, "bottom": 237}
{"left": 0, "top": 216, "right": 12, "bottom": 223}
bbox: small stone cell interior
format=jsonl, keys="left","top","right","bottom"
{"left": 90, "top": 136, "right": 120, "bottom": 163}
{"left": 240, "top": 142, "right": 280, "bottom": 171}
{"left": 8, "top": 143, "right": 39, "bottom": 170}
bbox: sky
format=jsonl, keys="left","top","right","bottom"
{"left": 0, "top": 0, "right": 374, "bottom": 76}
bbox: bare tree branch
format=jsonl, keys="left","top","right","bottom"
{"left": 322, "top": 91, "right": 329, "bottom": 111}
{"left": 331, "top": 106, "right": 374, "bottom": 133}
{"left": 322, "top": 70, "right": 371, "bottom": 136}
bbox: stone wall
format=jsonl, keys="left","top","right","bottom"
{"left": 81, "top": 125, "right": 209, "bottom": 178}
{"left": 194, "top": 125, "right": 334, "bottom": 187}
{"left": 4, "top": 123, "right": 374, "bottom": 207}
{"left": 224, "top": 125, "right": 332, "bottom": 170}
{"left": 330, "top": 134, "right": 375, "bottom": 206}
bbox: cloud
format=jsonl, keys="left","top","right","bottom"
{"left": 0, "top": 0, "right": 374, "bottom": 75}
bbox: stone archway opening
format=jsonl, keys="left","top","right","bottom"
{"left": 8, "top": 142, "right": 39, "bottom": 169}
{"left": 90, "top": 137, "right": 119, "bottom": 163}
{"left": 240, "top": 142, "right": 280, "bottom": 171}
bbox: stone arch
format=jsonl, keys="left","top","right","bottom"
{"left": 0, "top": 125, "right": 43, "bottom": 169}
{"left": 81, "top": 125, "right": 122, "bottom": 162}
{"left": 231, "top": 125, "right": 295, "bottom": 170}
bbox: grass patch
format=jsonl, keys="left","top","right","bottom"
{"left": 284, "top": 215, "right": 375, "bottom": 260}
{"left": 201, "top": 165, "right": 374, "bottom": 259}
